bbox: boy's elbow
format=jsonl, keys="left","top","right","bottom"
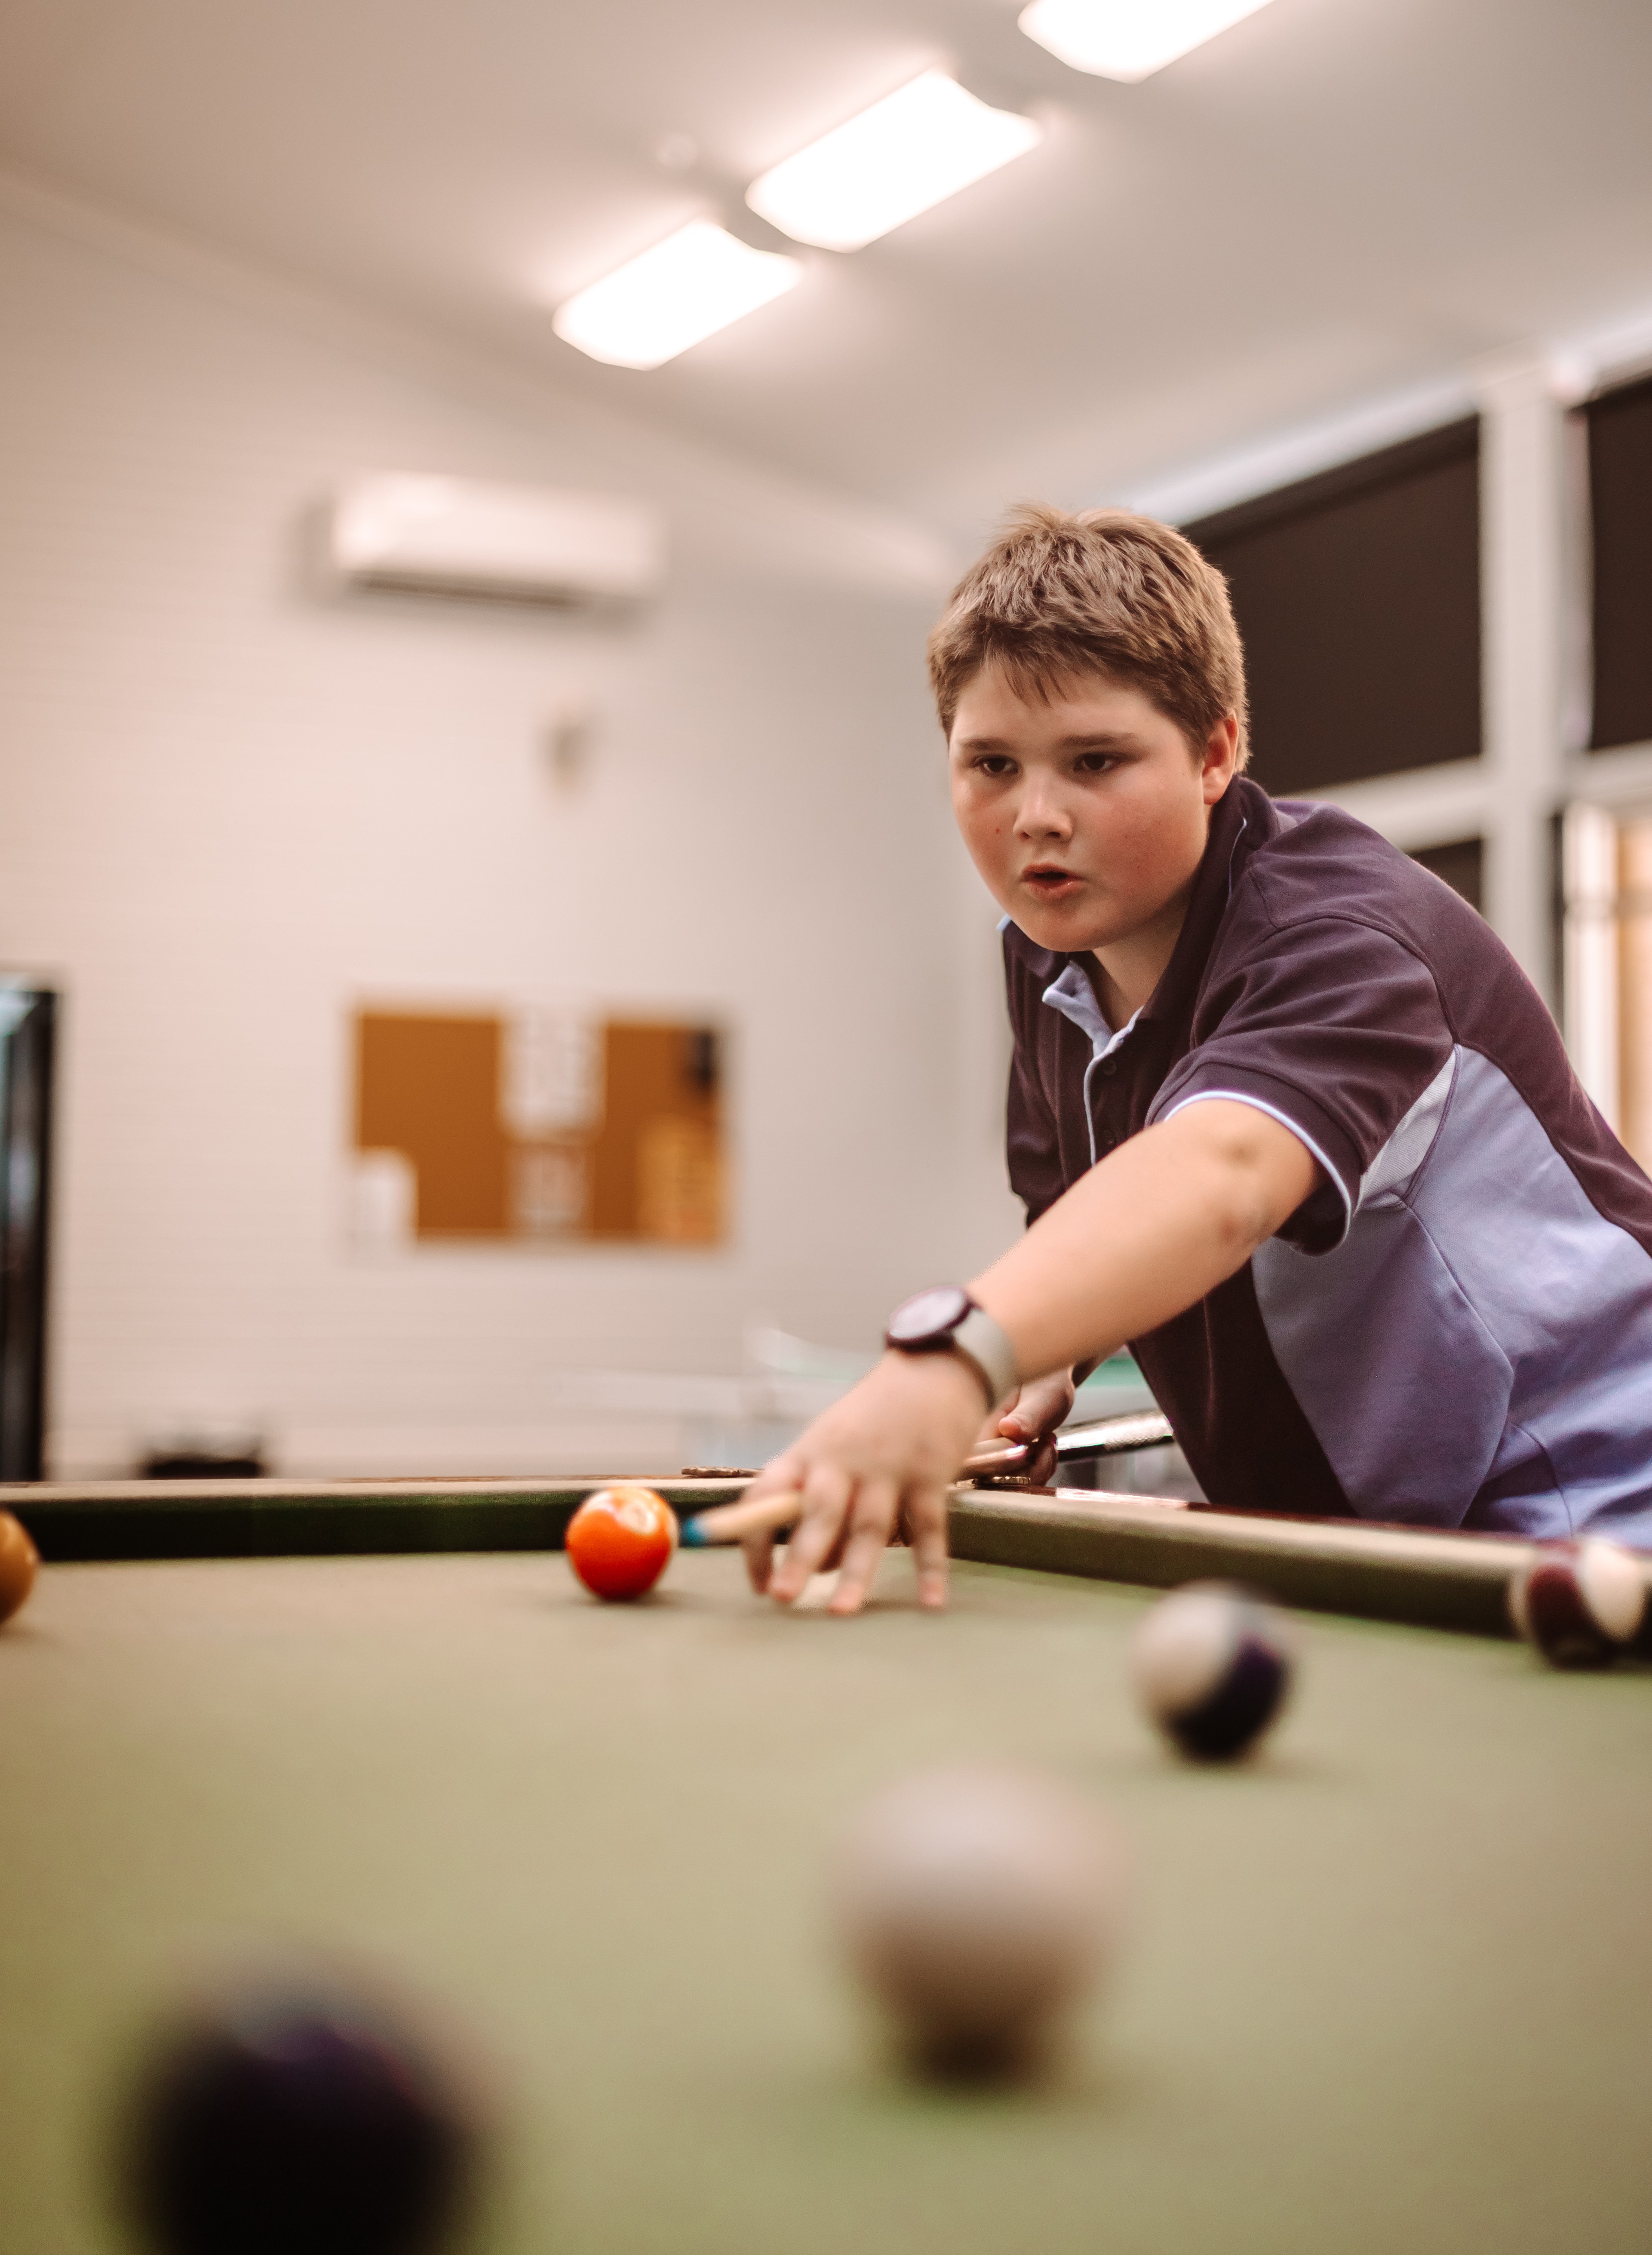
{"left": 1209, "top": 1175, "right": 1273, "bottom": 1263}
{"left": 1185, "top": 1104, "right": 1312, "bottom": 1249}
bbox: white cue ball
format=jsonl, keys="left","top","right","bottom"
{"left": 831, "top": 1765, "right": 1124, "bottom": 2075}
{"left": 1130, "top": 1581, "right": 1295, "bottom": 1760}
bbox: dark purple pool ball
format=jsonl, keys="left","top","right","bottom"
{"left": 1508, "top": 1537, "right": 1647, "bottom": 1669}
{"left": 1129, "top": 1581, "right": 1294, "bottom": 1761}
{"left": 123, "top": 1984, "right": 479, "bottom": 2255}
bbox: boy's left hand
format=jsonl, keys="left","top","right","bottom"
{"left": 689, "top": 1350, "right": 990, "bottom": 1615}
{"left": 988, "top": 1368, "right": 1077, "bottom": 1485}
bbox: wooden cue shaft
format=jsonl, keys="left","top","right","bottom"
{"left": 946, "top": 1485, "right": 1562, "bottom": 1637}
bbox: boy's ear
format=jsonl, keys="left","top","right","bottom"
{"left": 1201, "top": 713, "right": 1241, "bottom": 805}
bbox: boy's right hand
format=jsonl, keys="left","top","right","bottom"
{"left": 688, "top": 1347, "right": 992, "bottom": 1614}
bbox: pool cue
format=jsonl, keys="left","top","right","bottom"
{"left": 683, "top": 1409, "right": 1179, "bottom": 1542}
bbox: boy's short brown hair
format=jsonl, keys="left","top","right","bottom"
{"left": 927, "top": 503, "right": 1250, "bottom": 768}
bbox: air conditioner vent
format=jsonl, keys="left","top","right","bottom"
{"left": 327, "top": 474, "right": 666, "bottom": 606}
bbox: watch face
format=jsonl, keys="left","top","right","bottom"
{"left": 886, "top": 1284, "right": 970, "bottom": 1346}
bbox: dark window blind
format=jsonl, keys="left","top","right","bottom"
{"left": 1184, "top": 421, "right": 1482, "bottom": 796}
{"left": 1586, "top": 372, "right": 1652, "bottom": 753}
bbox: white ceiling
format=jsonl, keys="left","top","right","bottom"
{"left": 3, "top": 0, "right": 1651, "bottom": 540}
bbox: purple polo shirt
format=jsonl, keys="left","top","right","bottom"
{"left": 1004, "top": 774, "right": 1652, "bottom": 1542}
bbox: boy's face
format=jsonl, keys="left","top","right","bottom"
{"left": 948, "top": 662, "right": 1239, "bottom": 960}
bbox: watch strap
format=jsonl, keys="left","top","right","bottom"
{"left": 949, "top": 1304, "right": 1018, "bottom": 1412}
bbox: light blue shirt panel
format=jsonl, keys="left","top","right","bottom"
{"left": 1039, "top": 963, "right": 1140, "bottom": 1169}
{"left": 1253, "top": 1048, "right": 1652, "bottom": 1541}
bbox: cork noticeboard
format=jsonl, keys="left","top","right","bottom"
{"left": 352, "top": 1008, "right": 725, "bottom": 1246}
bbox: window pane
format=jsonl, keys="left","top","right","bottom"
{"left": 1586, "top": 372, "right": 1652, "bottom": 754}
{"left": 1185, "top": 422, "right": 1482, "bottom": 795}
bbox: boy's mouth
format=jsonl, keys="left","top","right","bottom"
{"left": 1021, "top": 863, "right": 1083, "bottom": 900}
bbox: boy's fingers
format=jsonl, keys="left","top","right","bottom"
{"left": 740, "top": 1527, "right": 777, "bottom": 1595}
{"left": 688, "top": 1456, "right": 960, "bottom": 1614}
{"left": 970, "top": 1395, "right": 1017, "bottom": 1450}
{"left": 690, "top": 1487, "right": 805, "bottom": 1543}
{"left": 961, "top": 1438, "right": 1029, "bottom": 1473}
{"left": 769, "top": 1468, "right": 853, "bottom": 1602}
{"left": 907, "top": 1484, "right": 951, "bottom": 1610}
{"left": 828, "top": 1480, "right": 900, "bottom": 1617}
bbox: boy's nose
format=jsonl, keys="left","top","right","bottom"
{"left": 1016, "top": 784, "right": 1072, "bottom": 838}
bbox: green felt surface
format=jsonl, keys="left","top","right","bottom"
{"left": 2, "top": 1547, "right": 1650, "bottom": 2255}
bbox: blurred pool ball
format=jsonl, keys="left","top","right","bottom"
{"left": 1509, "top": 1537, "right": 1647, "bottom": 1668}
{"left": 0, "top": 1510, "right": 38, "bottom": 1627}
{"left": 565, "top": 1485, "right": 678, "bottom": 1601}
{"left": 1130, "top": 1581, "right": 1294, "bottom": 1761}
{"left": 123, "top": 1982, "right": 479, "bottom": 2255}
{"left": 832, "top": 1764, "right": 1124, "bottom": 2078}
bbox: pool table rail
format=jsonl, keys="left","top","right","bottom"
{"left": 0, "top": 1474, "right": 747, "bottom": 1564}
{"left": 2, "top": 1473, "right": 1645, "bottom": 1643}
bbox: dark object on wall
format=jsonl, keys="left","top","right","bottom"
{"left": 0, "top": 984, "right": 55, "bottom": 1482}
{"left": 1185, "top": 421, "right": 1482, "bottom": 796}
{"left": 1585, "top": 372, "right": 1652, "bottom": 753}
{"left": 140, "top": 1447, "right": 269, "bottom": 1481}
{"left": 1409, "top": 836, "right": 1483, "bottom": 914}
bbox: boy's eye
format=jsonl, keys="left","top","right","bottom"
{"left": 1074, "top": 752, "right": 1116, "bottom": 774}
{"left": 973, "top": 755, "right": 1016, "bottom": 776}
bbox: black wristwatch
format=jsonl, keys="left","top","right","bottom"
{"left": 883, "top": 1286, "right": 1018, "bottom": 1411}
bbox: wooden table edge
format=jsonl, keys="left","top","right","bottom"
{"left": 3, "top": 1474, "right": 1636, "bottom": 1643}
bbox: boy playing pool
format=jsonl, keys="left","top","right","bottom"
{"left": 700, "top": 505, "right": 1652, "bottom": 1611}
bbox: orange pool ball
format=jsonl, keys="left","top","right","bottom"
{"left": 0, "top": 1511, "right": 39, "bottom": 1627}
{"left": 565, "top": 1486, "right": 679, "bottom": 1602}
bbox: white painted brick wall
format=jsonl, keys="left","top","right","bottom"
{"left": 0, "top": 187, "right": 1020, "bottom": 1477}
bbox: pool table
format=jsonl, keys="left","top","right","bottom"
{"left": 1, "top": 1474, "right": 1650, "bottom": 2255}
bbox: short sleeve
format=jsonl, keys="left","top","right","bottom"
{"left": 1146, "top": 914, "right": 1454, "bottom": 1252}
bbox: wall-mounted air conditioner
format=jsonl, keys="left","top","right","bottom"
{"left": 325, "top": 474, "right": 667, "bottom": 605}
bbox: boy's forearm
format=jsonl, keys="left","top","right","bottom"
{"left": 970, "top": 1100, "right": 1320, "bottom": 1387}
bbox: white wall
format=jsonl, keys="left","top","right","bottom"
{"left": 0, "top": 184, "right": 1021, "bottom": 1477}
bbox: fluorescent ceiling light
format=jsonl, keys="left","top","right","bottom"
{"left": 746, "top": 70, "right": 1042, "bottom": 253}
{"left": 552, "top": 220, "right": 802, "bottom": 370}
{"left": 1018, "top": 0, "right": 1277, "bottom": 81}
